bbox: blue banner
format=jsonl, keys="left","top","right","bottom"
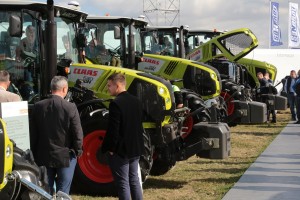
{"left": 270, "top": 2, "right": 283, "bottom": 46}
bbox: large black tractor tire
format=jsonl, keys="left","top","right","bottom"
{"left": 150, "top": 146, "right": 176, "bottom": 176}
{"left": 71, "top": 117, "right": 117, "bottom": 196}
{"left": 0, "top": 146, "right": 49, "bottom": 200}
{"left": 139, "top": 131, "right": 154, "bottom": 182}
{"left": 150, "top": 157, "right": 176, "bottom": 176}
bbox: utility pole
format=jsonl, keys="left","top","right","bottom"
{"left": 143, "top": 0, "right": 180, "bottom": 26}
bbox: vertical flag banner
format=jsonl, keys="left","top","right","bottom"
{"left": 288, "top": 2, "right": 300, "bottom": 48}
{"left": 270, "top": 1, "right": 283, "bottom": 46}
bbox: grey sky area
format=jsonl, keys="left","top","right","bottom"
{"left": 43, "top": 0, "right": 300, "bottom": 48}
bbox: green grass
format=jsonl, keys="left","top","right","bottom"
{"left": 72, "top": 111, "right": 290, "bottom": 200}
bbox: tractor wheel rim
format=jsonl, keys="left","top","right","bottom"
{"left": 78, "top": 130, "right": 113, "bottom": 183}
{"left": 182, "top": 116, "right": 193, "bottom": 139}
{"left": 221, "top": 92, "right": 235, "bottom": 116}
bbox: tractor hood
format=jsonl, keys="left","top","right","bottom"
{"left": 138, "top": 54, "right": 222, "bottom": 100}
{"left": 187, "top": 28, "right": 258, "bottom": 63}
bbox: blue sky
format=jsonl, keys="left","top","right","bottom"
{"left": 35, "top": 0, "right": 300, "bottom": 49}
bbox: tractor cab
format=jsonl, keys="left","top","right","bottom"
{"left": 0, "top": 1, "right": 87, "bottom": 199}
{"left": 141, "top": 25, "right": 188, "bottom": 58}
{"left": 0, "top": 1, "right": 87, "bottom": 102}
{"left": 84, "top": 16, "right": 146, "bottom": 69}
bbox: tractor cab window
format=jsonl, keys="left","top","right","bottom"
{"left": 143, "top": 31, "right": 160, "bottom": 54}
{"left": 0, "top": 11, "right": 40, "bottom": 102}
{"left": 159, "top": 34, "right": 174, "bottom": 56}
{"left": 85, "top": 22, "right": 121, "bottom": 66}
{"left": 129, "top": 25, "right": 142, "bottom": 56}
{"left": 57, "top": 18, "right": 78, "bottom": 63}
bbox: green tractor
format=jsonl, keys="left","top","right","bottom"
{"left": 187, "top": 29, "right": 287, "bottom": 116}
{"left": 0, "top": 1, "right": 218, "bottom": 196}
{"left": 0, "top": 1, "right": 85, "bottom": 199}
{"left": 68, "top": 16, "right": 231, "bottom": 195}
{"left": 140, "top": 26, "right": 268, "bottom": 125}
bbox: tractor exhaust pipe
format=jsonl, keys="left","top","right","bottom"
{"left": 43, "top": 0, "right": 57, "bottom": 98}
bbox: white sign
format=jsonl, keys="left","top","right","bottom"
{"left": 138, "top": 57, "right": 165, "bottom": 73}
{"left": 0, "top": 101, "right": 30, "bottom": 151}
{"left": 288, "top": 2, "right": 300, "bottom": 48}
{"left": 188, "top": 49, "right": 203, "bottom": 61}
{"left": 69, "top": 65, "right": 104, "bottom": 89}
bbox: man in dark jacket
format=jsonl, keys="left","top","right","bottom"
{"left": 284, "top": 70, "right": 297, "bottom": 120}
{"left": 102, "top": 73, "right": 144, "bottom": 200}
{"left": 30, "top": 76, "right": 83, "bottom": 195}
{"left": 257, "top": 72, "right": 277, "bottom": 122}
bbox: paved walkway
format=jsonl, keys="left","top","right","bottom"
{"left": 222, "top": 121, "right": 300, "bottom": 200}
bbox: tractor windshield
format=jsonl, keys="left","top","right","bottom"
{"left": 85, "top": 22, "right": 121, "bottom": 65}
{"left": 85, "top": 21, "right": 143, "bottom": 67}
{"left": 0, "top": 11, "right": 40, "bottom": 101}
{"left": 142, "top": 30, "right": 176, "bottom": 56}
{"left": 57, "top": 18, "right": 79, "bottom": 64}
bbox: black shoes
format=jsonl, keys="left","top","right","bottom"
{"left": 294, "top": 121, "right": 300, "bottom": 124}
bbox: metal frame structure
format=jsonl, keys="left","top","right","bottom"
{"left": 143, "top": 0, "right": 180, "bottom": 26}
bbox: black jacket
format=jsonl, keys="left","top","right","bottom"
{"left": 30, "top": 95, "right": 83, "bottom": 168}
{"left": 101, "top": 91, "right": 144, "bottom": 158}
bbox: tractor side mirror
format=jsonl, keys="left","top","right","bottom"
{"left": 114, "top": 26, "right": 121, "bottom": 39}
{"left": 9, "top": 15, "right": 23, "bottom": 37}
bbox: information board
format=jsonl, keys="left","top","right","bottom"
{"left": 0, "top": 101, "right": 30, "bottom": 151}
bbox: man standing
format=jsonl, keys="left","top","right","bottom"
{"left": 0, "top": 70, "right": 21, "bottom": 102}
{"left": 284, "top": 70, "right": 297, "bottom": 121}
{"left": 257, "top": 72, "right": 277, "bottom": 122}
{"left": 30, "top": 76, "right": 83, "bottom": 195}
{"left": 102, "top": 73, "right": 144, "bottom": 200}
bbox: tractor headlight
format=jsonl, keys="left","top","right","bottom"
{"left": 211, "top": 73, "right": 216, "bottom": 79}
{"left": 6, "top": 145, "right": 11, "bottom": 158}
{"left": 157, "top": 86, "right": 172, "bottom": 110}
{"left": 158, "top": 87, "right": 166, "bottom": 95}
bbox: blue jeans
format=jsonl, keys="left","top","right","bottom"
{"left": 108, "top": 154, "right": 143, "bottom": 200}
{"left": 47, "top": 154, "right": 77, "bottom": 195}
{"left": 287, "top": 93, "right": 297, "bottom": 119}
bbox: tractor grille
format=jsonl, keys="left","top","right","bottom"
{"left": 164, "top": 61, "right": 179, "bottom": 75}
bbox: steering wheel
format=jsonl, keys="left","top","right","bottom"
{"left": 108, "top": 45, "right": 121, "bottom": 57}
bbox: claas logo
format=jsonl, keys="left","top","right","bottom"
{"left": 73, "top": 68, "right": 98, "bottom": 76}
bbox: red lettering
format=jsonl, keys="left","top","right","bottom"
{"left": 144, "top": 58, "right": 159, "bottom": 65}
{"left": 72, "top": 68, "right": 98, "bottom": 76}
{"left": 81, "top": 69, "right": 87, "bottom": 74}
